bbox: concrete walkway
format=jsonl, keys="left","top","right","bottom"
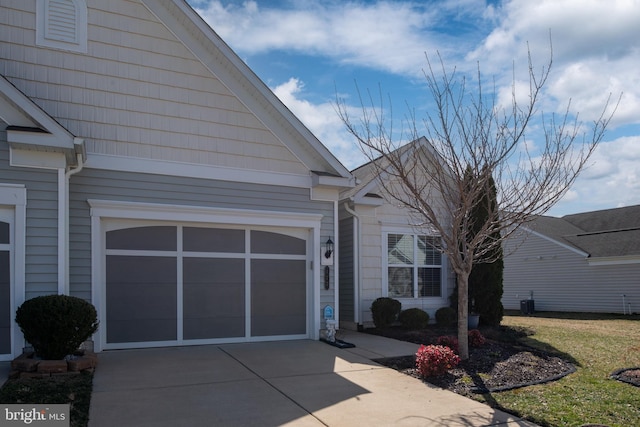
{"left": 89, "top": 330, "right": 539, "bottom": 427}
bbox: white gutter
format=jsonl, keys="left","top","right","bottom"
{"left": 60, "top": 149, "right": 84, "bottom": 295}
{"left": 343, "top": 202, "right": 361, "bottom": 326}
{"left": 333, "top": 200, "right": 340, "bottom": 328}
{"left": 587, "top": 255, "right": 640, "bottom": 266}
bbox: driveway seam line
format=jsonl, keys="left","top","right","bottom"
{"left": 218, "top": 347, "right": 330, "bottom": 427}
{"left": 91, "top": 377, "right": 258, "bottom": 394}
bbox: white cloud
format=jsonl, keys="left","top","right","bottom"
{"left": 469, "top": 0, "right": 640, "bottom": 124}
{"left": 192, "top": 0, "right": 483, "bottom": 78}
{"left": 549, "top": 136, "right": 640, "bottom": 215}
{"left": 271, "top": 78, "right": 366, "bottom": 169}
{"left": 194, "top": 0, "right": 640, "bottom": 128}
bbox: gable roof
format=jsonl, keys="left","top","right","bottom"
{"left": 0, "top": 75, "right": 83, "bottom": 167}
{"left": 341, "top": 136, "right": 433, "bottom": 203}
{"left": 143, "top": 0, "right": 351, "bottom": 183}
{"left": 529, "top": 205, "right": 640, "bottom": 259}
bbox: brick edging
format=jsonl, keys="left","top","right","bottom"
{"left": 9, "top": 351, "right": 98, "bottom": 379}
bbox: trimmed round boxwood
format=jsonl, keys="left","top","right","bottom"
{"left": 435, "top": 306, "right": 457, "bottom": 327}
{"left": 398, "top": 308, "right": 430, "bottom": 330}
{"left": 370, "top": 297, "right": 401, "bottom": 329}
{"left": 15, "top": 295, "right": 99, "bottom": 360}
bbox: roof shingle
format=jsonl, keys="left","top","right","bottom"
{"left": 530, "top": 205, "right": 640, "bottom": 258}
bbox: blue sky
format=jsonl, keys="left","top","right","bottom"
{"left": 188, "top": 0, "right": 640, "bottom": 217}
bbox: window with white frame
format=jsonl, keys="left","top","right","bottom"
{"left": 386, "top": 233, "right": 442, "bottom": 298}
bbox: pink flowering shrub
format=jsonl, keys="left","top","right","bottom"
{"left": 468, "top": 329, "right": 486, "bottom": 348}
{"left": 436, "top": 335, "right": 459, "bottom": 353}
{"left": 415, "top": 344, "right": 461, "bottom": 377}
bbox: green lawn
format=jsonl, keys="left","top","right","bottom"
{"left": 483, "top": 313, "right": 640, "bottom": 427}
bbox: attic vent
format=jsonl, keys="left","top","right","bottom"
{"left": 46, "top": 1, "right": 78, "bottom": 43}
{"left": 36, "top": 0, "right": 87, "bottom": 53}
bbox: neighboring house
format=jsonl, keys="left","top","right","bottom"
{"left": 503, "top": 205, "right": 640, "bottom": 314}
{"left": 0, "top": 0, "right": 353, "bottom": 359}
{"left": 338, "top": 137, "right": 455, "bottom": 329}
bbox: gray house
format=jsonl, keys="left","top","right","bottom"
{"left": 503, "top": 205, "right": 640, "bottom": 314}
{"left": 0, "top": 0, "right": 353, "bottom": 359}
{"left": 338, "top": 138, "right": 455, "bottom": 329}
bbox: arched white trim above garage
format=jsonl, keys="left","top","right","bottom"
{"left": 88, "top": 200, "right": 322, "bottom": 351}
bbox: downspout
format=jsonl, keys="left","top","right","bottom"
{"left": 62, "top": 148, "right": 84, "bottom": 295}
{"left": 57, "top": 168, "right": 67, "bottom": 295}
{"left": 333, "top": 200, "right": 339, "bottom": 328}
{"left": 343, "top": 202, "right": 361, "bottom": 327}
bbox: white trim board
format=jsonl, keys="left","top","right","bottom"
{"left": 523, "top": 227, "right": 590, "bottom": 258}
{"left": 0, "top": 76, "right": 76, "bottom": 150}
{"left": 587, "top": 255, "right": 640, "bottom": 266}
{"left": 87, "top": 199, "right": 323, "bottom": 228}
{"left": 85, "top": 153, "right": 313, "bottom": 189}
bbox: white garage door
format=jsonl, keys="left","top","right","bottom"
{"left": 104, "top": 224, "right": 309, "bottom": 348}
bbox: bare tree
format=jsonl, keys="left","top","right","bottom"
{"left": 336, "top": 50, "right": 618, "bottom": 360}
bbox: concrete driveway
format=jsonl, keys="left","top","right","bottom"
{"left": 89, "top": 331, "right": 538, "bottom": 427}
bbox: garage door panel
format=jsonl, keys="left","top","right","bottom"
{"left": 184, "top": 284, "right": 243, "bottom": 314}
{"left": 251, "top": 314, "right": 306, "bottom": 336}
{"left": 251, "top": 259, "right": 306, "bottom": 337}
{"left": 184, "top": 227, "right": 244, "bottom": 253}
{"left": 251, "top": 231, "right": 305, "bottom": 255}
{"left": 0, "top": 222, "right": 8, "bottom": 243}
{"left": 107, "top": 226, "right": 176, "bottom": 251}
{"left": 107, "top": 319, "right": 177, "bottom": 344}
{"left": 183, "top": 258, "right": 245, "bottom": 340}
{"left": 106, "top": 256, "right": 177, "bottom": 343}
{"left": 107, "top": 256, "right": 177, "bottom": 284}
{"left": 107, "top": 285, "right": 177, "bottom": 319}
{"left": 183, "top": 318, "right": 244, "bottom": 340}
{"left": 0, "top": 250, "right": 10, "bottom": 354}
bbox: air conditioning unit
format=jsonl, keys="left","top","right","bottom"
{"left": 520, "top": 299, "right": 535, "bottom": 315}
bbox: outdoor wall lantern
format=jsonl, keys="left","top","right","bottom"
{"left": 321, "top": 238, "right": 334, "bottom": 266}
{"left": 322, "top": 238, "right": 334, "bottom": 289}
{"left": 324, "top": 238, "right": 334, "bottom": 259}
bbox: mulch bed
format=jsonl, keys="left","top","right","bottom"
{"left": 370, "top": 326, "right": 576, "bottom": 397}
{"left": 610, "top": 368, "right": 640, "bottom": 387}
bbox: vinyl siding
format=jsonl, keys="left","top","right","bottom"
{"left": 358, "top": 206, "right": 383, "bottom": 326}
{"left": 68, "top": 167, "right": 336, "bottom": 307}
{"left": 0, "top": 135, "right": 59, "bottom": 299}
{"left": 338, "top": 216, "right": 354, "bottom": 323}
{"left": 0, "top": 0, "right": 308, "bottom": 175}
{"left": 503, "top": 230, "right": 640, "bottom": 314}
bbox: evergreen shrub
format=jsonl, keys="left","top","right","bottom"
{"left": 370, "top": 297, "right": 401, "bottom": 329}
{"left": 435, "top": 306, "right": 456, "bottom": 327}
{"left": 15, "top": 295, "right": 98, "bottom": 360}
{"left": 398, "top": 308, "right": 429, "bottom": 330}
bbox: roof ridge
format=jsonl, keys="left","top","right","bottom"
{"left": 574, "top": 226, "right": 640, "bottom": 237}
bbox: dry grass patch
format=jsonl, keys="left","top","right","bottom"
{"left": 485, "top": 313, "right": 640, "bottom": 427}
